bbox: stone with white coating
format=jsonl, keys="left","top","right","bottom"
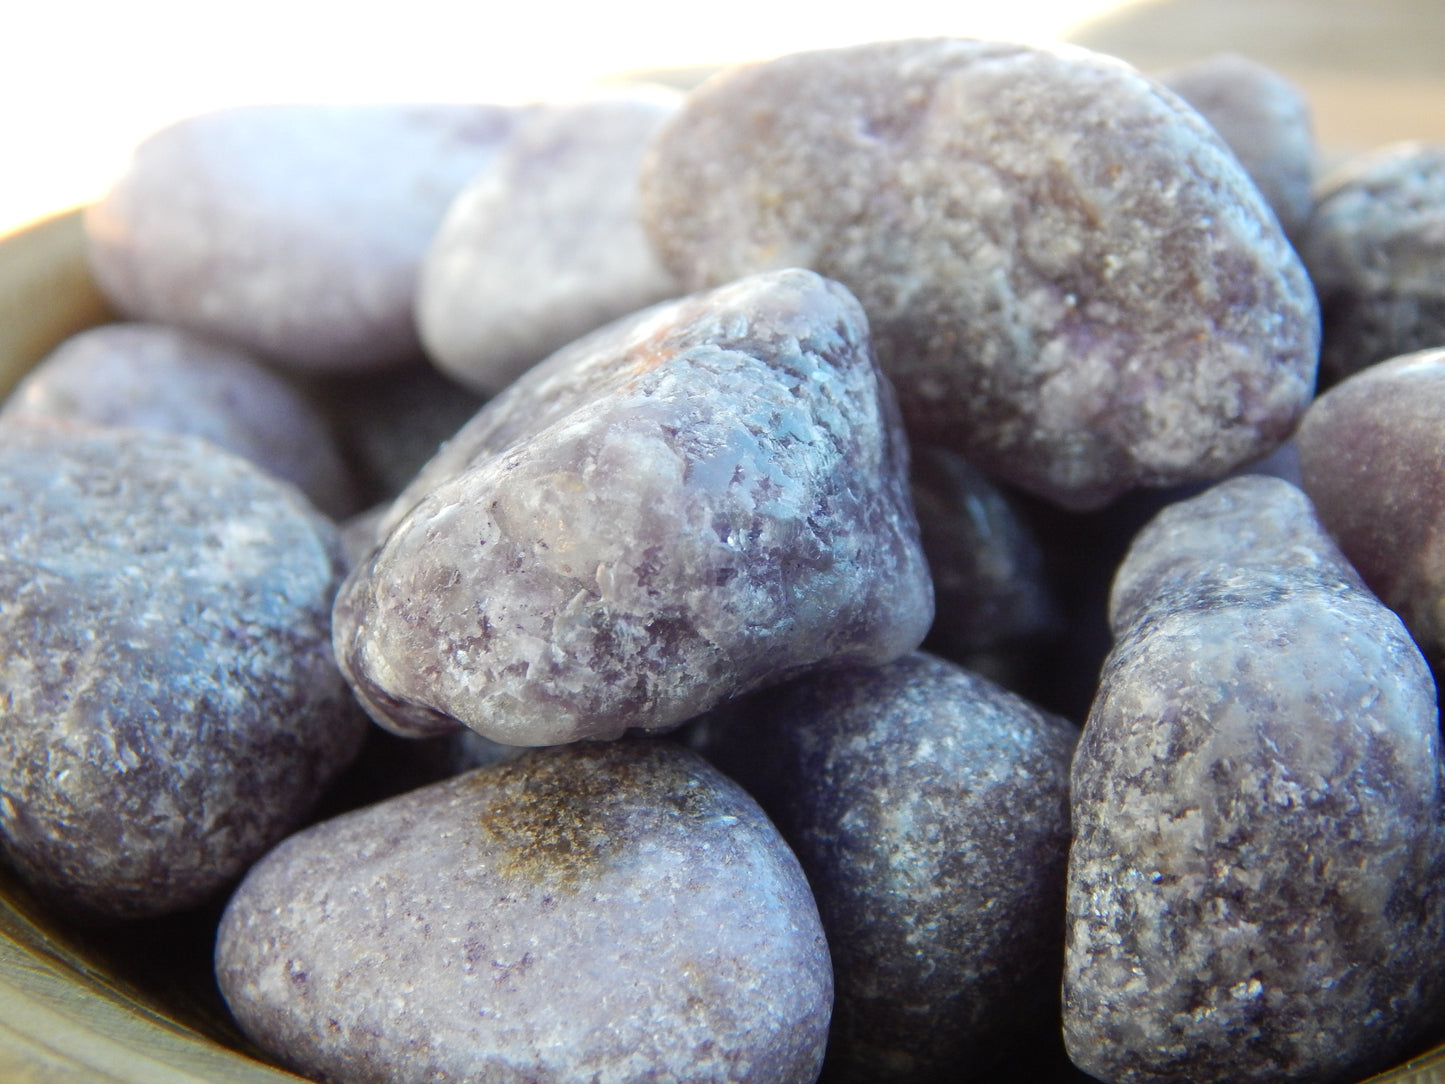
{"left": 690, "top": 652, "right": 1077, "bottom": 1083}
{"left": 0, "top": 322, "right": 358, "bottom": 518}
{"left": 215, "top": 739, "right": 833, "bottom": 1084}
{"left": 1064, "top": 475, "right": 1445, "bottom": 1083}
{"left": 417, "top": 89, "right": 682, "bottom": 395}
{"left": 641, "top": 39, "right": 1319, "bottom": 510}
{"left": 85, "top": 103, "right": 521, "bottom": 372}
{"left": 335, "top": 267, "right": 934, "bottom": 746}
{"left": 0, "top": 421, "right": 366, "bottom": 921}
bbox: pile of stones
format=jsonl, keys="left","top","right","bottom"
{"left": 3, "top": 37, "right": 1445, "bottom": 1084}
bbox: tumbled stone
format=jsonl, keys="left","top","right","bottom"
{"left": 1155, "top": 52, "right": 1315, "bottom": 239}
{"left": 1295, "top": 348, "right": 1445, "bottom": 670}
{"left": 215, "top": 739, "right": 832, "bottom": 1084}
{"left": 85, "top": 103, "right": 521, "bottom": 372}
{"left": 0, "top": 420, "right": 366, "bottom": 921}
{"left": 1300, "top": 143, "right": 1445, "bottom": 382}
{"left": 640, "top": 39, "right": 1319, "bottom": 510}
{"left": 690, "top": 652, "right": 1076, "bottom": 1083}
{"left": 0, "top": 322, "right": 358, "bottom": 518}
{"left": 335, "top": 267, "right": 934, "bottom": 746}
{"left": 417, "top": 89, "right": 682, "bottom": 395}
{"left": 1065, "top": 475, "right": 1445, "bottom": 1083}
{"left": 910, "top": 444, "right": 1059, "bottom": 664}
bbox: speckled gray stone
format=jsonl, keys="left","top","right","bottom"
{"left": 690, "top": 652, "right": 1076, "bottom": 1083}
{"left": 640, "top": 39, "right": 1319, "bottom": 510}
{"left": 1295, "top": 348, "right": 1445, "bottom": 671}
{"left": 1155, "top": 52, "right": 1315, "bottom": 240}
{"left": 335, "top": 267, "right": 934, "bottom": 746}
{"left": 910, "top": 444, "right": 1059, "bottom": 664}
{"left": 85, "top": 103, "right": 521, "bottom": 372}
{"left": 0, "top": 322, "right": 358, "bottom": 518}
{"left": 215, "top": 739, "right": 832, "bottom": 1084}
{"left": 0, "top": 421, "right": 366, "bottom": 921}
{"left": 1064, "top": 475, "right": 1445, "bottom": 1083}
{"left": 417, "top": 89, "right": 682, "bottom": 395}
{"left": 1301, "top": 142, "right": 1445, "bottom": 382}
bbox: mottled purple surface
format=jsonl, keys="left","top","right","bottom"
{"left": 0, "top": 421, "right": 365, "bottom": 921}
{"left": 1065, "top": 476, "right": 1445, "bottom": 1083}
{"left": 335, "top": 268, "right": 934, "bottom": 746}
{"left": 1296, "top": 348, "right": 1445, "bottom": 669}
{"left": 85, "top": 103, "right": 521, "bottom": 372}
{"left": 690, "top": 652, "right": 1076, "bottom": 1083}
{"left": 0, "top": 321, "right": 358, "bottom": 518}
{"left": 1156, "top": 52, "right": 1315, "bottom": 239}
{"left": 1301, "top": 142, "right": 1445, "bottom": 382}
{"left": 640, "top": 39, "right": 1319, "bottom": 509}
{"left": 418, "top": 89, "right": 682, "bottom": 395}
{"left": 216, "top": 739, "right": 832, "bottom": 1084}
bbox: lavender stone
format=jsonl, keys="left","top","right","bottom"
{"left": 0, "top": 322, "right": 358, "bottom": 518}
{"left": 1300, "top": 143, "right": 1445, "bottom": 382}
{"left": 691, "top": 652, "right": 1077, "bottom": 1083}
{"left": 417, "top": 89, "right": 682, "bottom": 395}
{"left": 0, "top": 421, "right": 366, "bottom": 921}
{"left": 216, "top": 739, "right": 832, "bottom": 1084}
{"left": 1064, "top": 475, "right": 1445, "bottom": 1083}
{"left": 335, "top": 268, "right": 934, "bottom": 746}
{"left": 1155, "top": 52, "right": 1315, "bottom": 240}
{"left": 640, "top": 39, "right": 1319, "bottom": 510}
{"left": 1295, "top": 348, "right": 1445, "bottom": 671}
{"left": 85, "top": 103, "right": 520, "bottom": 372}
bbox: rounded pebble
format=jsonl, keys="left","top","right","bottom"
{"left": 215, "top": 739, "right": 833, "bottom": 1084}
{"left": 640, "top": 39, "right": 1319, "bottom": 509}
{"left": 0, "top": 420, "right": 366, "bottom": 921}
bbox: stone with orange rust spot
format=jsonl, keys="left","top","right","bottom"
{"left": 334, "top": 268, "right": 934, "bottom": 746}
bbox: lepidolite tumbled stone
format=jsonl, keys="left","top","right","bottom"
{"left": 0, "top": 421, "right": 365, "bottom": 921}
{"left": 640, "top": 39, "right": 1319, "bottom": 510}
{"left": 85, "top": 103, "right": 520, "bottom": 372}
{"left": 335, "top": 268, "right": 934, "bottom": 746}
{"left": 216, "top": 739, "right": 832, "bottom": 1084}
{"left": 1301, "top": 143, "right": 1445, "bottom": 382}
{"left": 417, "top": 90, "right": 682, "bottom": 395}
{"left": 1065, "top": 476, "right": 1445, "bottom": 1083}
{"left": 1295, "top": 348, "right": 1445, "bottom": 671}
{"left": 690, "top": 652, "right": 1076, "bottom": 1083}
{"left": 0, "top": 322, "right": 358, "bottom": 518}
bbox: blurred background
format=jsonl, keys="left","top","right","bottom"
{"left": 2, "top": 0, "right": 1443, "bottom": 236}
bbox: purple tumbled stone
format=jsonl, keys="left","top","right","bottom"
{"left": 215, "top": 739, "right": 833, "bottom": 1084}
{"left": 1064, "top": 475, "right": 1445, "bottom": 1083}
{"left": 640, "top": 39, "right": 1319, "bottom": 510}
{"left": 334, "top": 267, "right": 934, "bottom": 746}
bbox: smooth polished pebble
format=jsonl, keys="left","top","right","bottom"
{"left": 215, "top": 739, "right": 833, "bottom": 1084}
{"left": 86, "top": 103, "right": 521, "bottom": 372}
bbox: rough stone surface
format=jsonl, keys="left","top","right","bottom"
{"left": 417, "top": 89, "right": 682, "bottom": 395}
{"left": 1155, "top": 52, "right": 1315, "bottom": 240}
{"left": 335, "top": 268, "right": 934, "bottom": 746}
{"left": 1295, "top": 348, "right": 1445, "bottom": 670}
{"left": 0, "top": 421, "right": 366, "bottom": 921}
{"left": 1064, "top": 475, "right": 1445, "bottom": 1083}
{"left": 1300, "top": 142, "right": 1445, "bottom": 383}
{"left": 640, "top": 38, "right": 1319, "bottom": 510}
{"left": 85, "top": 103, "right": 521, "bottom": 372}
{"left": 910, "top": 444, "right": 1059, "bottom": 663}
{"left": 690, "top": 652, "right": 1077, "bottom": 1083}
{"left": 215, "top": 739, "right": 833, "bottom": 1084}
{"left": 0, "top": 321, "right": 358, "bottom": 518}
